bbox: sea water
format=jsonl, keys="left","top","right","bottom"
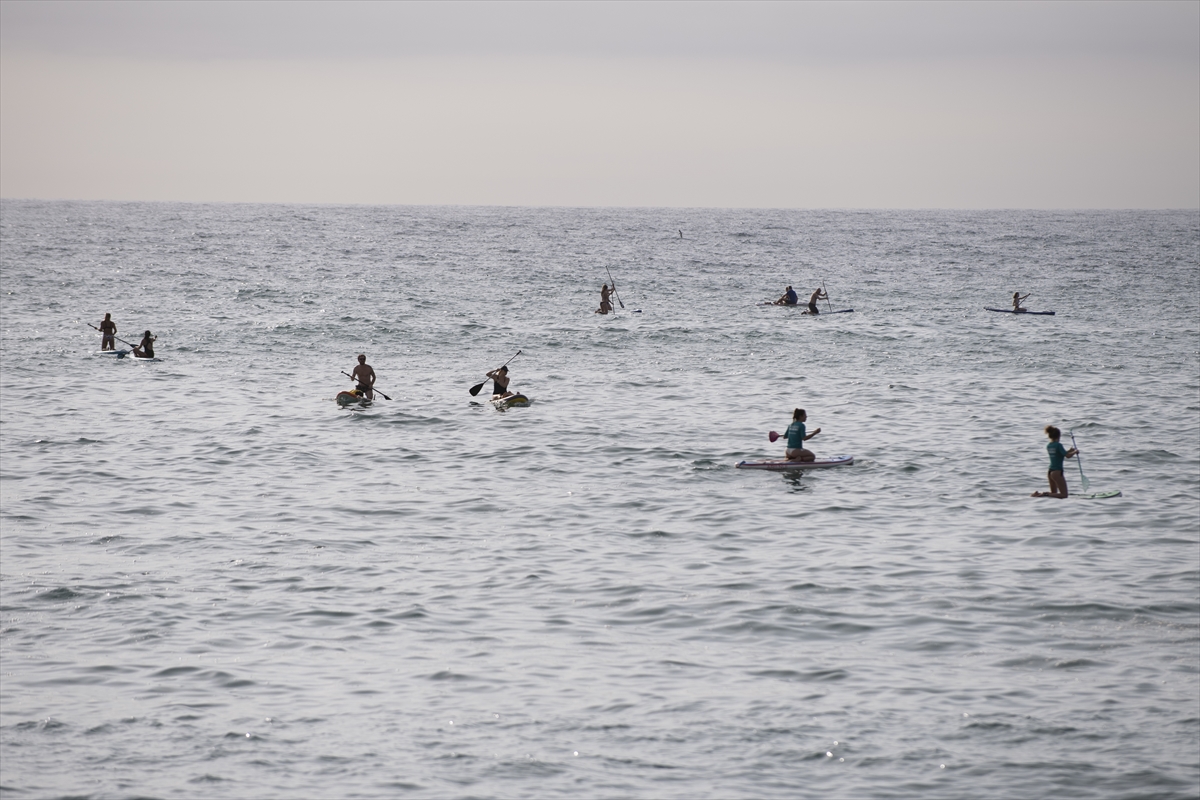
{"left": 1, "top": 201, "right": 1197, "bottom": 799}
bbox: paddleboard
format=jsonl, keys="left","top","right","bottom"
{"left": 985, "top": 308, "right": 1056, "bottom": 315}
{"left": 491, "top": 393, "right": 532, "bottom": 409}
{"left": 736, "top": 455, "right": 854, "bottom": 471}
{"left": 336, "top": 390, "right": 371, "bottom": 407}
{"left": 98, "top": 349, "right": 130, "bottom": 358}
{"left": 759, "top": 304, "right": 853, "bottom": 313}
{"left": 1077, "top": 489, "right": 1122, "bottom": 499}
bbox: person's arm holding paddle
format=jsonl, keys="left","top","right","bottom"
{"left": 485, "top": 366, "right": 512, "bottom": 398}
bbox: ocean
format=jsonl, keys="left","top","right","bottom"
{"left": 1, "top": 201, "right": 1197, "bottom": 799}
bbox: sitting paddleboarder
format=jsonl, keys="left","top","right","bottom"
{"left": 487, "top": 365, "right": 512, "bottom": 399}
{"left": 1013, "top": 292, "right": 1031, "bottom": 312}
{"left": 774, "top": 285, "right": 799, "bottom": 306}
{"left": 596, "top": 283, "right": 613, "bottom": 314}
{"left": 805, "top": 287, "right": 828, "bottom": 314}
{"left": 1031, "top": 425, "right": 1078, "bottom": 498}
{"left": 784, "top": 408, "right": 821, "bottom": 462}
{"left": 350, "top": 354, "right": 376, "bottom": 401}
{"left": 131, "top": 330, "right": 156, "bottom": 359}
{"left": 99, "top": 313, "right": 117, "bottom": 350}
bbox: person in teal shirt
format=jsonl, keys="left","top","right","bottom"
{"left": 1031, "top": 425, "right": 1078, "bottom": 498}
{"left": 784, "top": 408, "right": 821, "bottom": 462}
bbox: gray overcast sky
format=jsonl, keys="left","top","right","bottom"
{"left": 1, "top": 0, "right": 1197, "bottom": 207}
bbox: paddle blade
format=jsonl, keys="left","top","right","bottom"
{"left": 469, "top": 382, "right": 485, "bottom": 396}
{"left": 768, "top": 431, "right": 780, "bottom": 442}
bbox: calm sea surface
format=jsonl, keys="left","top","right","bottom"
{"left": 1, "top": 201, "right": 1198, "bottom": 799}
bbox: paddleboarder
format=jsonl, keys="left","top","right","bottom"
{"left": 774, "top": 285, "right": 799, "bottom": 306}
{"left": 1013, "top": 292, "right": 1031, "bottom": 312}
{"left": 131, "top": 330, "right": 156, "bottom": 359}
{"left": 1031, "top": 425, "right": 1078, "bottom": 498}
{"left": 784, "top": 408, "right": 821, "bottom": 462}
{"left": 350, "top": 354, "right": 376, "bottom": 401}
{"left": 99, "top": 313, "right": 117, "bottom": 350}
{"left": 596, "top": 283, "right": 614, "bottom": 314}
{"left": 486, "top": 365, "right": 512, "bottom": 399}
{"left": 806, "top": 287, "right": 828, "bottom": 314}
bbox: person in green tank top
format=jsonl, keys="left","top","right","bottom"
{"left": 1031, "top": 425, "right": 1077, "bottom": 498}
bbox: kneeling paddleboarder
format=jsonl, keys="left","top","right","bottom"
{"left": 487, "top": 365, "right": 513, "bottom": 399}
{"left": 785, "top": 408, "right": 821, "bottom": 462}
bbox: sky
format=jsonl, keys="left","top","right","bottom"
{"left": 1, "top": 0, "right": 1197, "bottom": 208}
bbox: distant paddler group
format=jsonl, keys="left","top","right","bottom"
{"left": 89, "top": 314, "right": 157, "bottom": 359}
{"left": 770, "top": 283, "right": 843, "bottom": 313}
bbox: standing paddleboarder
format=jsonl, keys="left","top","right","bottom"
{"left": 806, "top": 287, "right": 828, "bottom": 315}
{"left": 1031, "top": 425, "right": 1078, "bottom": 498}
{"left": 99, "top": 313, "right": 117, "bottom": 350}
{"left": 350, "top": 354, "right": 376, "bottom": 401}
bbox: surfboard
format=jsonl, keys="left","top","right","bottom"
{"left": 1077, "top": 489, "right": 1121, "bottom": 499}
{"left": 985, "top": 308, "right": 1056, "bottom": 315}
{"left": 735, "top": 455, "right": 854, "bottom": 471}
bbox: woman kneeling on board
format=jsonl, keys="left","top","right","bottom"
{"left": 1031, "top": 425, "right": 1078, "bottom": 498}
{"left": 487, "top": 365, "right": 513, "bottom": 399}
{"left": 785, "top": 408, "right": 821, "bottom": 462}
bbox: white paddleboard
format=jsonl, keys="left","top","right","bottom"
{"left": 491, "top": 393, "right": 532, "bottom": 409}
{"left": 1077, "top": 489, "right": 1121, "bottom": 499}
{"left": 735, "top": 455, "right": 854, "bottom": 471}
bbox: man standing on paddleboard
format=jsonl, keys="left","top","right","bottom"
{"left": 806, "top": 287, "right": 828, "bottom": 314}
{"left": 785, "top": 409, "right": 821, "bottom": 462}
{"left": 351, "top": 354, "right": 376, "bottom": 401}
{"left": 1031, "top": 425, "right": 1077, "bottom": 498}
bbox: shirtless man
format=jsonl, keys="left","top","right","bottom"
{"left": 351, "top": 354, "right": 376, "bottom": 401}
{"left": 806, "top": 287, "right": 828, "bottom": 314}
{"left": 596, "top": 283, "right": 613, "bottom": 314}
{"left": 1013, "top": 292, "right": 1031, "bottom": 312}
{"left": 99, "top": 313, "right": 117, "bottom": 350}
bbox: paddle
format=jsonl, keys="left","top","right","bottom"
{"left": 605, "top": 266, "right": 625, "bottom": 309}
{"left": 769, "top": 431, "right": 780, "bottom": 443}
{"left": 1070, "top": 430, "right": 1090, "bottom": 492}
{"left": 469, "top": 349, "right": 521, "bottom": 396}
{"left": 341, "top": 371, "right": 391, "bottom": 401}
{"left": 821, "top": 280, "right": 832, "bottom": 313}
